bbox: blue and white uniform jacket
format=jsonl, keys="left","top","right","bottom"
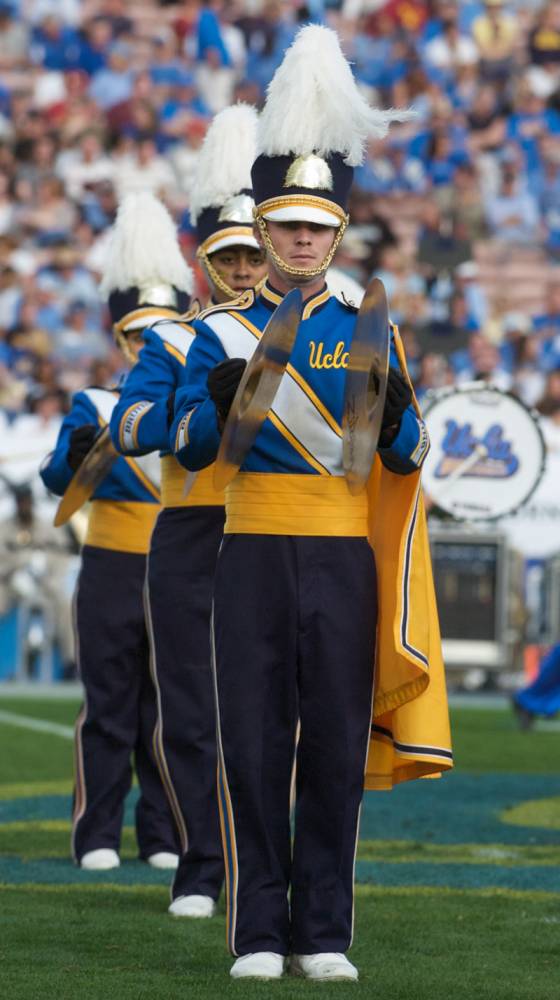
{"left": 41, "top": 387, "right": 161, "bottom": 554}
{"left": 110, "top": 320, "right": 223, "bottom": 509}
{"left": 170, "top": 282, "right": 429, "bottom": 537}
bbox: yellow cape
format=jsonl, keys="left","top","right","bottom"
{"left": 364, "top": 327, "right": 453, "bottom": 790}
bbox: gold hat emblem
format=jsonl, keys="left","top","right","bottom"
{"left": 138, "top": 283, "right": 178, "bottom": 308}
{"left": 218, "top": 193, "right": 255, "bottom": 223}
{"left": 283, "top": 154, "right": 333, "bottom": 191}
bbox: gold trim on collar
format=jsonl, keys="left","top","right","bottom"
{"left": 302, "top": 287, "right": 331, "bottom": 320}
{"left": 261, "top": 283, "right": 283, "bottom": 307}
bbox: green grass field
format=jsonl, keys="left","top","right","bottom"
{"left": 1, "top": 696, "right": 559, "bottom": 999}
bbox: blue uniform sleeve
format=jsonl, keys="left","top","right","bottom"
{"left": 378, "top": 337, "right": 430, "bottom": 475}
{"left": 170, "top": 319, "right": 225, "bottom": 471}
{"left": 110, "top": 329, "right": 181, "bottom": 456}
{"left": 40, "top": 392, "right": 98, "bottom": 496}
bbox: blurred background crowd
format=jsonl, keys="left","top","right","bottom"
{"left": 1, "top": 0, "right": 560, "bottom": 682}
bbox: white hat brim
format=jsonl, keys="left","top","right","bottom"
{"left": 261, "top": 205, "right": 341, "bottom": 228}
{"left": 206, "top": 233, "right": 261, "bottom": 255}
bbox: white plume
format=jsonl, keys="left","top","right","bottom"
{"left": 100, "top": 191, "right": 193, "bottom": 295}
{"left": 189, "top": 103, "right": 258, "bottom": 224}
{"left": 258, "top": 25, "right": 415, "bottom": 168}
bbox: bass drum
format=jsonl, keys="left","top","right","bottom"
{"left": 422, "top": 382, "right": 546, "bottom": 521}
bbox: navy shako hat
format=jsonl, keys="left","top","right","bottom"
{"left": 99, "top": 192, "right": 194, "bottom": 358}
{"left": 107, "top": 286, "right": 191, "bottom": 328}
{"left": 251, "top": 153, "right": 353, "bottom": 228}
{"left": 190, "top": 105, "right": 260, "bottom": 257}
{"left": 195, "top": 188, "right": 257, "bottom": 256}
{"left": 253, "top": 25, "right": 414, "bottom": 229}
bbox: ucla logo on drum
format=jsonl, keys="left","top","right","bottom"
{"left": 435, "top": 420, "right": 519, "bottom": 479}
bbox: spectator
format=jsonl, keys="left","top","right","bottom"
{"left": 454, "top": 259, "right": 489, "bottom": 328}
{"left": 484, "top": 157, "right": 540, "bottom": 245}
{"left": 423, "top": 13, "right": 478, "bottom": 83}
{"left": 0, "top": 168, "right": 14, "bottom": 235}
{"left": 375, "top": 246, "right": 428, "bottom": 326}
{"left": 414, "top": 352, "right": 454, "bottom": 402}
{"left": 534, "top": 277, "right": 560, "bottom": 370}
{"left": 354, "top": 137, "right": 427, "bottom": 194}
{"left": 54, "top": 300, "right": 109, "bottom": 366}
{"left": 112, "top": 133, "right": 177, "bottom": 197}
{"left": 501, "top": 314, "right": 545, "bottom": 406}
{"left": 16, "top": 175, "right": 77, "bottom": 242}
{"left": 0, "top": 4, "right": 30, "bottom": 70}
{"left": 529, "top": 1, "right": 560, "bottom": 69}
{"left": 466, "top": 83, "right": 507, "bottom": 153}
{"left": 194, "top": 0, "right": 236, "bottom": 112}
{"left": 453, "top": 330, "right": 512, "bottom": 388}
{"left": 345, "top": 190, "right": 399, "bottom": 274}
{"left": 471, "top": 0, "right": 518, "bottom": 86}
{"left": 416, "top": 290, "right": 474, "bottom": 358}
{"left": 35, "top": 246, "right": 101, "bottom": 316}
{"left": 89, "top": 40, "right": 134, "bottom": 111}
{"left": 417, "top": 202, "right": 472, "bottom": 279}
{"left": 57, "top": 129, "right": 114, "bottom": 199}
{"left": 74, "top": 17, "right": 113, "bottom": 77}
{"left": 31, "top": 15, "right": 81, "bottom": 71}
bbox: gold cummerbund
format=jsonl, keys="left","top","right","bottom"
{"left": 85, "top": 500, "right": 159, "bottom": 554}
{"left": 160, "top": 455, "right": 224, "bottom": 508}
{"left": 224, "top": 473, "right": 368, "bottom": 536}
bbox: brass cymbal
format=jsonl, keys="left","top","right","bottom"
{"left": 54, "top": 426, "right": 118, "bottom": 526}
{"left": 342, "top": 277, "right": 390, "bottom": 495}
{"left": 213, "top": 288, "right": 303, "bottom": 490}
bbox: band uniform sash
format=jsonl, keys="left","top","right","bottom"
{"left": 160, "top": 455, "right": 224, "bottom": 508}
{"left": 85, "top": 500, "right": 159, "bottom": 554}
{"left": 224, "top": 473, "right": 368, "bottom": 536}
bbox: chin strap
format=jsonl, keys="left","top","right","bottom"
{"left": 113, "top": 307, "right": 183, "bottom": 365}
{"left": 114, "top": 330, "right": 138, "bottom": 366}
{"left": 254, "top": 212, "right": 348, "bottom": 279}
{"left": 196, "top": 248, "right": 267, "bottom": 302}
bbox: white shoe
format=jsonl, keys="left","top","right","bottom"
{"left": 291, "top": 953, "right": 359, "bottom": 981}
{"left": 168, "top": 894, "right": 216, "bottom": 918}
{"left": 230, "top": 953, "right": 285, "bottom": 980}
{"left": 80, "top": 849, "right": 120, "bottom": 871}
{"left": 147, "top": 852, "right": 179, "bottom": 870}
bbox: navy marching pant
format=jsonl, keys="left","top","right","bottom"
{"left": 213, "top": 534, "right": 377, "bottom": 956}
{"left": 73, "top": 545, "right": 179, "bottom": 862}
{"left": 146, "top": 505, "right": 225, "bottom": 901}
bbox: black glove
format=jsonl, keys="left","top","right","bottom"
{"left": 207, "top": 358, "right": 247, "bottom": 425}
{"left": 379, "top": 368, "right": 412, "bottom": 447}
{"left": 67, "top": 424, "right": 99, "bottom": 472}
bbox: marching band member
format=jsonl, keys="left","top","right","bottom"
{"left": 40, "top": 192, "right": 194, "bottom": 871}
{"left": 109, "top": 105, "right": 267, "bottom": 917}
{"left": 171, "top": 26, "right": 453, "bottom": 980}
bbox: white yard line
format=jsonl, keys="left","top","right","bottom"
{"left": 0, "top": 709, "right": 74, "bottom": 740}
{"left": 533, "top": 719, "right": 560, "bottom": 733}
{"left": 0, "top": 682, "right": 82, "bottom": 699}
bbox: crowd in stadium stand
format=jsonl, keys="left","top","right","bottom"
{"left": 1, "top": 0, "right": 560, "bottom": 456}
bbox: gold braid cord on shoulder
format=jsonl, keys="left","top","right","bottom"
{"left": 254, "top": 212, "right": 348, "bottom": 279}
